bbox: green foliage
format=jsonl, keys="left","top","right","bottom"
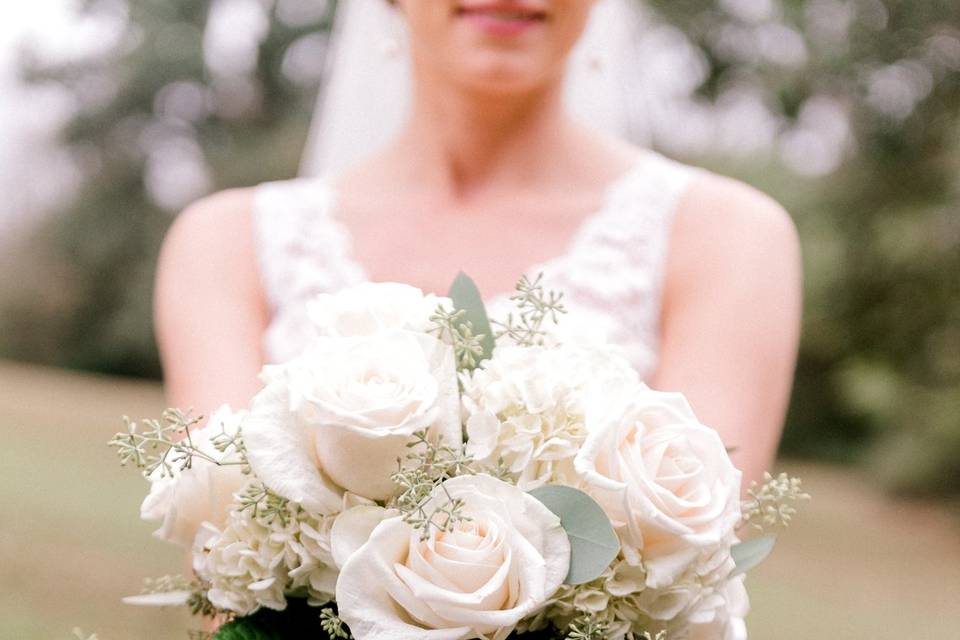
{"left": 645, "top": 0, "right": 960, "bottom": 497}
{"left": 492, "top": 273, "right": 568, "bottom": 347}
{"left": 564, "top": 613, "right": 610, "bottom": 640}
{"left": 528, "top": 485, "right": 620, "bottom": 585}
{"left": 0, "top": 0, "right": 333, "bottom": 378}
{"left": 741, "top": 472, "right": 811, "bottom": 532}
{"left": 390, "top": 430, "right": 482, "bottom": 539}
{"left": 213, "top": 598, "right": 333, "bottom": 640}
{"left": 429, "top": 305, "right": 490, "bottom": 372}
{"left": 730, "top": 535, "right": 777, "bottom": 577}
{"left": 235, "top": 482, "right": 295, "bottom": 527}
{"left": 319, "top": 608, "right": 351, "bottom": 640}
{"left": 207, "top": 600, "right": 591, "bottom": 640}
{"left": 440, "top": 271, "right": 496, "bottom": 369}
{"left": 108, "top": 408, "right": 245, "bottom": 478}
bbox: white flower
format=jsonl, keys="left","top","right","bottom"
{"left": 244, "top": 329, "right": 461, "bottom": 504}
{"left": 575, "top": 386, "right": 742, "bottom": 589}
{"left": 689, "top": 575, "right": 749, "bottom": 640}
{"left": 334, "top": 474, "right": 571, "bottom": 640}
{"left": 139, "top": 405, "right": 247, "bottom": 547}
{"left": 523, "top": 537, "right": 741, "bottom": 638}
{"left": 308, "top": 282, "right": 450, "bottom": 338}
{"left": 461, "top": 344, "right": 638, "bottom": 490}
{"left": 195, "top": 514, "right": 291, "bottom": 615}
{"left": 193, "top": 493, "right": 370, "bottom": 616}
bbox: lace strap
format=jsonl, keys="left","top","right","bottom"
{"left": 252, "top": 177, "right": 364, "bottom": 313}
{"left": 557, "top": 150, "right": 700, "bottom": 374}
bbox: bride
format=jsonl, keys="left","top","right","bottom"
{"left": 154, "top": 0, "right": 801, "bottom": 493}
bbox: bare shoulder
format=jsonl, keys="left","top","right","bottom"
{"left": 160, "top": 188, "right": 258, "bottom": 261}
{"left": 155, "top": 187, "right": 264, "bottom": 315}
{"left": 157, "top": 188, "right": 260, "bottom": 283}
{"left": 666, "top": 170, "right": 802, "bottom": 293}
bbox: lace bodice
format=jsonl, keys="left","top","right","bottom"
{"left": 253, "top": 150, "right": 700, "bottom": 377}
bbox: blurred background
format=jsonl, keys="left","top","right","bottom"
{"left": 1, "top": 0, "right": 958, "bottom": 638}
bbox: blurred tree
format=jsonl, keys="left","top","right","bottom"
{"left": 647, "top": 0, "right": 960, "bottom": 494}
{"left": 0, "top": 0, "right": 334, "bottom": 377}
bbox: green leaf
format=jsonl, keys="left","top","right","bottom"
{"left": 214, "top": 617, "right": 278, "bottom": 640}
{"left": 448, "top": 271, "right": 495, "bottom": 365}
{"left": 730, "top": 534, "right": 777, "bottom": 576}
{"left": 529, "top": 485, "right": 620, "bottom": 585}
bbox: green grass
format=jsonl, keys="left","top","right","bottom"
{"left": 1, "top": 362, "right": 958, "bottom": 639}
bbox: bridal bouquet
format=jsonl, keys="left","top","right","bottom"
{"left": 109, "top": 274, "right": 807, "bottom": 640}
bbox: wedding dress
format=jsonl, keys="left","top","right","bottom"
{"left": 252, "top": 148, "right": 701, "bottom": 376}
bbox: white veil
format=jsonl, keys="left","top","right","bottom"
{"left": 300, "top": 0, "right": 654, "bottom": 178}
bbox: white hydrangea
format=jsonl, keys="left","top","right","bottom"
{"left": 460, "top": 343, "right": 639, "bottom": 490}
{"left": 193, "top": 488, "right": 361, "bottom": 616}
{"left": 518, "top": 540, "right": 742, "bottom": 640}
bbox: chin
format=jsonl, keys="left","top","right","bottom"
{"left": 454, "top": 52, "right": 559, "bottom": 94}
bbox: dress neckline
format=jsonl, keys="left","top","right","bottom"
{"left": 304, "top": 151, "right": 655, "bottom": 302}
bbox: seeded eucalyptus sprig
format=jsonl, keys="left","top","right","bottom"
{"left": 236, "top": 481, "right": 296, "bottom": 527}
{"left": 430, "top": 306, "right": 488, "bottom": 370}
{"left": 320, "top": 607, "right": 352, "bottom": 639}
{"left": 390, "top": 430, "right": 482, "bottom": 540}
{"left": 109, "top": 408, "right": 293, "bottom": 530}
{"left": 741, "top": 472, "right": 811, "bottom": 532}
{"left": 492, "top": 273, "right": 567, "bottom": 347}
{"left": 137, "top": 574, "right": 220, "bottom": 619}
{"left": 564, "top": 613, "right": 609, "bottom": 640}
{"left": 108, "top": 409, "right": 247, "bottom": 479}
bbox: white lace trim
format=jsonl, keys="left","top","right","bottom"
{"left": 252, "top": 150, "right": 699, "bottom": 377}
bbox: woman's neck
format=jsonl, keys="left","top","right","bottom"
{"left": 388, "top": 75, "right": 588, "bottom": 197}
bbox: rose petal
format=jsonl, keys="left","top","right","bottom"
{"left": 331, "top": 505, "right": 392, "bottom": 569}
{"left": 336, "top": 476, "right": 571, "bottom": 640}
{"left": 242, "top": 382, "right": 343, "bottom": 513}
{"left": 337, "top": 518, "right": 473, "bottom": 640}
{"left": 295, "top": 331, "right": 461, "bottom": 501}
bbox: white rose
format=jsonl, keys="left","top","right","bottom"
{"left": 334, "top": 474, "right": 571, "bottom": 640}
{"left": 140, "top": 405, "right": 247, "bottom": 547}
{"left": 308, "top": 282, "right": 450, "bottom": 337}
{"left": 689, "top": 575, "right": 749, "bottom": 640}
{"left": 244, "top": 329, "right": 461, "bottom": 504}
{"left": 461, "top": 344, "right": 639, "bottom": 490}
{"left": 575, "top": 386, "right": 742, "bottom": 588}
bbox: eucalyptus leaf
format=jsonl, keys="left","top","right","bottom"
{"left": 730, "top": 534, "right": 777, "bottom": 576}
{"left": 214, "top": 617, "right": 278, "bottom": 640}
{"left": 529, "top": 485, "right": 620, "bottom": 585}
{"left": 448, "top": 271, "right": 495, "bottom": 366}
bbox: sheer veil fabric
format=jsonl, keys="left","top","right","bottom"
{"left": 300, "top": 0, "right": 654, "bottom": 177}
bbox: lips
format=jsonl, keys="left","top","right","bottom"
{"left": 455, "top": 2, "right": 548, "bottom": 22}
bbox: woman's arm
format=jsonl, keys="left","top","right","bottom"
{"left": 154, "top": 188, "right": 268, "bottom": 418}
{"left": 651, "top": 174, "right": 803, "bottom": 487}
